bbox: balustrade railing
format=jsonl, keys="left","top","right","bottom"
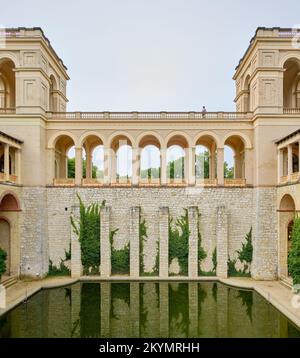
{"left": 224, "top": 179, "right": 246, "bottom": 187}
{"left": 0, "top": 108, "right": 16, "bottom": 114}
{"left": 283, "top": 108, "right": 300, "bottom": 114}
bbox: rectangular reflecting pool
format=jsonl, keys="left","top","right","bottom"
{"left": 0, "top": 282, "right": 299, "bottom": 338}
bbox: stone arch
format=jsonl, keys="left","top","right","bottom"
{"left": 108, "top": 131, "right": 135, "bottom": 151}
{"left": 78, "top": 131, "right": 106, "bottom": 148}
{"left": 0, "top": 53, "right": 19, "bottom": 68}
{"left": 0, "top": 216, "right": 10, "bottom": 275}
{"left": 193, "top": 131, "right": 221, "bottom": 148}
{"left": 282, "top": 57, "right": 300, "bottom": 108}
{"left": 222, "top": 132, "right": 252, "bottom": 149}
{"left": 136, "top": 131, "right": 163, "bottom": 149}
{"left": 0, "top": 57, "right": 16, "bottom": 108}
{"left": 165, "top": 132, "right": 191, "bottom": 148}
{"left": 48, "top": 131, "right": 78, "bottom": 149}
{"left": 278, "top": 193, "right": 296, "bottom": 278}
{"left": 279, "top": 52, "right": 300, "bottom": 68}
{"left": 0, "top": 191, "right": 21, "bottom": 211}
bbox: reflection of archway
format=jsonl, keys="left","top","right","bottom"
{"left": 279, "top": 194, "right": 296, "bottom": 278}
{"left": 0, "top": 218, "right": 10, "bottom": 275}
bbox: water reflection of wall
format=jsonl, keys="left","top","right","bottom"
{"left": 1, "top": 282, "right": 299, "bottom": 338}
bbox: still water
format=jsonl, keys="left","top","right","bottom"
{"left": 0, "top": 282, "right": 299, "bottom": 338}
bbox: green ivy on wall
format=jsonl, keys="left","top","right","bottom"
{"left": 0, "top": 247, "right": 7, "bottom": 279}
{"left": 139, "top": 217, "right": 159, "bottom": 276}
{"left": 48, "top": 244, "right": 71, "bottom": 277}
{"left": 110, "top": 229, "right": 130, "bottom": 274}
{"left": 169, "top": 209, "right": 189, "bottom": 276}
{"left": 228, "top": 227, "right": 253, "bottom": 277}
{"left": 288, "top": 216, "right": 300, "bottom": 285}
{"left": 71, "top": 195, "right": 105, "bottom": 275}
{"left": 197, "top": 213, "right": 208, "bottom": 275}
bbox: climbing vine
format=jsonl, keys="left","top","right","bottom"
{"left": 110, "top": 229, "right": 130, "bottom": 274}
{"left": 169, "top": 209, "right": 189, "bottom": 276}
{"left": 48, "top": 244, "right": 71, "bottom": 277}
{"left": 71, "top": 195, "right": 105, "bottom": 275}
{"left": 228, "top": 228, "right": 253, "bottom": 277}
{"left": 288, "top": 216, "right": 300, "bottom": 285}
{"left": 197, "top": 213, "right": 207, "bottom": 275}
{"left": 139, "top": 218, "right": 147, "bottom": 275}
{"left": 0, "top": 247, "right": 7, "bottom": 279}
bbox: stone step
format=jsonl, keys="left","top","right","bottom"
{"left": 1, "top": 276, "right": 18, "bottom": 289}
{"left": 279, "top": 277, "right": 293, "bottom": 290}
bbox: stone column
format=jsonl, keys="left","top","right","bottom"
{"left": 130, "top": 283, "right": 140, "bottom": 337}
{"left": 103, "top": 147, "right": 110, "bottom": 185}
{"left": 188, "top": 207, "right": 198, "bottom": 278}
{"left": 4, "top": 143, "right": 10, "bottom": 181}
{"left": 210, "top": 145, "right": 216, "bottom": 179}
{"left": 187, "top": 147, "right": 196, "bottom": 185}
{"left": 217, "top": 148, "right": 224, "bottom": 185}
{"left": 110, "top": 150, "right": 117, "bottom": 184}
{"left": 15, "top": 148, "right": 22, "bottom": 184}
{"left": 159, "top": 207, "right": 169, "bottom": 278}
{"left": 75, "top": 147, "right": 82, "bottom": 186}
{"left": 132, "top": 148, "right": 140, "bottom": 186}
{"left": 244, "top": 148, "right": 253, "bottom": 185}
{"left": 46, "top": 148, "right": 55, "bottom": 185}
{"left": 100, "top": 206, "right": 111, "bottom": 277}
{"left": 184, "top": 147, "right": 189, "bottom": 184}
{"left": 188, "top": 282, "right": 198, "bottom": 338}
{"left": 277, "top": 149, "right": 283, "bottom": 182}
{"left": 101, "top": 282, "right": 111, "bottom": 337}
{"left": 159, "top": 283, "right": 169, "bottom": 337}
{"left": 71, "top": 207, "right": 82, "bottom": 278}
{"left": 161, "top": 147, "right": 167, "bottom": 186}
{"left": 130, "top": 207, "right": 140, "bottom": 277}
{"left": 216, "top": 206, "right": 228, "bottom": 279}
{"left": 288, "top": 144, "right": 293, "bottom": 179}
{"left": 85, "top": 148, "right": 92, "bottom": 179}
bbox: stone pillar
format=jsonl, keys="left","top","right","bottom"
{"left": 187, "top": 147, "right": 196, "bottom": 185}
{"left": 100, "top": 206, "right": 111, "bottom": 277}
{"left": 288, "top": 144, "right": 293, "bottom": 179}
{"left": 71, "top": 207, "right": 82, "bottom": 278}
{"left": 75, "top": 147, "right": 82, "bottom": 186}
{"left": 188, "top": 282, "right": 198, "bottom": 338}
{"left": 278, "top": 149, "right": 284, "bottom": 182}
{"left": 161, "top": 147, "right": 167, "bottom": 186}
{"left": 184, "top": 147, "right": 189, "bottom": 184}
{"left": 103, "top": 147, "right": 110, "bottom": 185}
{"left": 85, "top": 148, "right": 92, "bottom": 179}
{"left": 46, "top": 148, "right": 55, "bottom": 185}
{"left": 216, "top": 206, "right": 228, "bottom": 279}
{"left": 101, "top": 282, "right": 111, "bottom": 337}
{"left": 15, "top": 148, "right": 22, "bottom": 184}
{"left": 130, "top": 283, "right": 140, "bottom": 337}
{"left": 217, "top": 148, "right": 224, "bottom": 185}
{"left": 4, "top": 143, "right": 10, "bottom": 181}
{"left": 244, "top": 148, "right": 253, "bottom": 185}
{"left": 159, "top": 207, "right": 169, "bottom": 278}
{"left": 159, "top": 283, "right": 169, "bottom": 337}
{"left": 132, "top": 148, "right": 140, "bottom": 186}
{"left": 210, "top": 146, "right": 216, "bottom": 179}
{"left": 188, "top": 207, "right": 198, "bottom": 278}
{"left": 110, "top": 150, "right": 116, "bottom": 184}
{"left": 130, "top": 207, "right": 140, "bottom": 277}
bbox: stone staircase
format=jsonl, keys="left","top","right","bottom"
{"left": 279, "top": 276, "right": 293, "bottom": 290}
{"left": 0, "top": 276, "right": 18, "bottom": 289}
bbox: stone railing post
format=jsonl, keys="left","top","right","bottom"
{"left": 216, "top": 206, "right": 228, "bottom": 278}
{"left": 159, "top": 207, "right": 169, "bottom": 278}
{"left": 71, "top": 207, "right": 82, "bottom": 278}
{"left": 188, "top": 207, "right": 198, "bottom": 278}
{"left": 130, "top": 207, "right": 140, "bottom": 277}
{"left": 100, "top": 206, "right": 111, "bottom": 277}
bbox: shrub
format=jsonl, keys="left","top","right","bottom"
{"left": 288, "top": 216, "right": 300, "bottom": 285}
{"left": 48, "top": 244, "right": 71, "bottom": 277}
{"left": 110, "top": 229, "right": 130, "bottom": 274}
{"left": 0, "top": 247, "right": 7, "bottom": 279}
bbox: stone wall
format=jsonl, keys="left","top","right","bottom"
{"left": 17, "top": 186, "right": 279, "bottom": 279}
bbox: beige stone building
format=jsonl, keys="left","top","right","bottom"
{"left": 0, "top": 27, "right": 300, "bottom": 281}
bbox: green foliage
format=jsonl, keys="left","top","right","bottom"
{"left": 167, "top": 158, "right": 184, "bottom": 179}
{"left": 68, "top": 158, "right": 99, "bottom": 179}
{"left": 169, "top": 209, "right": 189, "bottom": 275}
{"left": 197, "top": 214, "right": 207, "bottom": 276}
{"left": 212, "top": 247, "right": 217, "bottom": 273}
{"left": 195, "top": 151, "right": 210, "bottom": 179}
{"left": 140, "top": 167, "right": 160, "bottom": 180}
{"left": 236, "top": 290, "right": 253, "bottom": 322}
{"left": 288, "top": 216, "right": 300, "bottom": 285}
{"left": 224, "top": 161, "right": 234, "bottom": 179}
{"left": 139, "top": 218, "right": 147, "bottom": 275}
{"left": 47, "top": 245, "right": 71, "bottom": 277}
{"left": 0, "top": 247, "right": 7, "bottom": 279}
{"left": 227, "top": 257, "right": 251, "bottom": 277}
{"left": 237, "top": 228, "right": 253, "bottom": 265}
{"left": 110, "top": 229, "right": 130, "bottom": 274}
{"left": 71, "top": 195, "right": 105, "bottom": 275}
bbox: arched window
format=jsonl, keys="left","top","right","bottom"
{"left": 243, "top": 75, "right": 251, "bottom": 112}
{"left": 54, "top": 135, "right": 76, "bottom": 179}
{"left": 283, "top": 59, "right": 300, "bottom": 108}
{"left": 49, "top": 75, "right": 58, "bottom": 112}
{"left": 140, "top": 145, "right": 160, "bottom": 181}
{"left": 224, "top": 136, "right": 245, "bottom": 179}
{"left": 0, "top": 59, "right": 16, "bottom": 109}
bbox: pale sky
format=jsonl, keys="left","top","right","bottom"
{"left": 2, "top": 0, "right": 300, "bottom": 112}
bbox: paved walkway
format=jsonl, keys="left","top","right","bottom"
{"left": 1, "top": 276, "right": 300, "bottom": 328}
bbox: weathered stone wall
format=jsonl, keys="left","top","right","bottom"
{"left": 17, "top": 186, "right": 278, "bottom": 279}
